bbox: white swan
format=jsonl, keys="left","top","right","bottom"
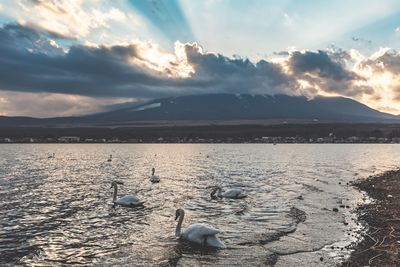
{"left": 175, "top": 208, "right": 226, "bottom": 249}
{"left": 111, "top": 181, "right": 143, "bottom": 207}
{"left": 107, "top": 154, "right": 112, "bottom": 162}
{"left": 210, "top": 186, "right": 247, "bottom": 199}
{"left": 149, "top": 168, "right": 160, "bottom": 183}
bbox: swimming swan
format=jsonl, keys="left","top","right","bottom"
{"left": 210, "top": 186, "right": 247, "bottom": 199}
{"left": 149, "top": 168, "right": 160, "bottom": 183}
{"left": 111, "top": 181, "right": 143, "bottom": 207}
{"left": 174, "top": 208, "right": 226, "bottom": 249}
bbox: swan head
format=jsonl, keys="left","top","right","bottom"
{"left": 110, "top": 181, "right": 124, "bottom": 188}
{"left": 175, "top": 208, "right": 184, "bottom": 220}
{"left": 210, "top": 186, "right": 222, "bottom": 198}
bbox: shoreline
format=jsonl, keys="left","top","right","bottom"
{"left": 1, "top": 123, "right": 400, "bottom": 144}
{"left": 342, "top": 169, "right": 400, "bottom": 266}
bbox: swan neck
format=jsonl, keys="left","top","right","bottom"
{"left": 113, "top": 184, "right": 118, "bottom": 201}
{"left": 211, "top": 187, "right": 218, "bottom": 197}
{"left": 217, "top": 187, "right": 222, "bottom": 197}
{"left": 175, "top": 210, "right": 184, "bottom": 237}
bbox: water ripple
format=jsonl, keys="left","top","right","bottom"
{"left": 0, "top": 144, "right": 399, "bottom": 266}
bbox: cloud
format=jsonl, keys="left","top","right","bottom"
{"left": 0, "top": 90, "right": 134, "bottom": 117}
{"left": 287, "top": 50, "right": 374, "bottom": 97}
{"left": 355, "top": 48, "right": 400, "bottom": 108}
{"left": 1, "top": 23, "right": 400, "bottom": 116}
{"left": 182, "top": 43, "right": 296, "bottom": 95}
{"left": 0, "top": 23, "right": 66, "bottom": 55}
{"left": 0, "top": 23, "right": 294, "bottom": 99}
{"left": 10, "top": 0, "right": 132, "bottom": 39}
{"left": 0, "top": 24, "right": 186, "bottom": 99}
{"left": 366, "top": 48, "right": 400, "bottom": 73}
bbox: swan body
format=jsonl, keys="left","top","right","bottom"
{"left": 149, "top": 168, "right": 160, "bottom": 183}
{"left": 211, "top": 186, "right": 247, "bottom": 199}
{"left": 175, "top": 209, "right": 225, "bottom": 249}
{"left": 111, "top": 181, "right": 143, "bottom": 207}
{"left": 114, "top": 194, "right": 142, "bottom": 206}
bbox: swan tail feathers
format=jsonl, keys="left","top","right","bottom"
{"left": 206, "top": 236, "right": 226, "bottom": 249}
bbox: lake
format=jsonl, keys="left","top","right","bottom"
{"left": 1, "top": 144, "right": 399, "bottom": 266}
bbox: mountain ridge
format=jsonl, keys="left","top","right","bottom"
{"left": 0, "top": 94, "right": 399, "bottom": 126}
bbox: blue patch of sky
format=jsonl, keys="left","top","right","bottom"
{"left": 127, "top": 0, "right": 195, "bottom": 44}
{"left": 347, "top": 12, "right": 400, "bottom": 50}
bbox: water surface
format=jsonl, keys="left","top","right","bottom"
{"left": 1, "top": 144, "right": 399, "bottom": 266}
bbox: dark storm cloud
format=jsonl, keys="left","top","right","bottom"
{"left": 183, "top": 44, "right": 295, "bottom": 94}
{"left": 0, "top": 24, "right": 181, "bottom": 98}
{"left": 3, "top": 23, "right": 395, "bottom": 102}
{"left": 289, "top": 50, "right": 355, "bottom": 81}
{"left": 287, "top": 50, "right": 373, "bottom": 97}
{"left": 0, "top": 24, "right": 296, "bottom": 98}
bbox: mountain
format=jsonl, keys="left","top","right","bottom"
{"left": 0, "top": 94, "right": 399, "bottom": 126}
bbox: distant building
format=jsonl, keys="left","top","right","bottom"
{"left": 58, "top": 136, "right": 80, "bottom": 143}
{"left": 347, "top": 136, "right": 359, "bottom": 142}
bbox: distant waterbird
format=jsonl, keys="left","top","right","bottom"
{"left": 174, "top": 208, "right": 226, "bottom": 249}
{"left": 210, "top": 186, "right": 247, "bottom": 199}
{"left": 111, "top": 181, "right": 143, "bottom": 207}
{"left": 149, "top": 168, "right": 160, "bottom": 183}
{"left": 107, "top": 154, "right": 112, "bottom": 162}
{"left": 48, "top": 153, "right": 55, "bottom": 159}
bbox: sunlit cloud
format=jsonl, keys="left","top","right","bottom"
{"left": 14, "top": 0, "right": 128, "bottom": 39}
{"left": 1, "top": 22, "right": 400, "bottom": 116}
{"left": 0, "top": 1, "right": 400, "bottom": 117}
{"left": 128, "top": 41, "right": 194, "bottom": 78}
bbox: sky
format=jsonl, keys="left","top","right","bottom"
{"left": 0, "top": 0, "right": 399, "bottom": 117}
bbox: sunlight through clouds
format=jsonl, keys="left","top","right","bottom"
{"left": 0, "top": 0, "right": 400, "bottom": 116}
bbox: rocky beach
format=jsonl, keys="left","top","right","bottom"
{"left": 343, "top": 170, "right": 400, "bottom": 266}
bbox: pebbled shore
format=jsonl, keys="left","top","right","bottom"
{"left": 343, "top": 170, "right": 400, "bottom": 266}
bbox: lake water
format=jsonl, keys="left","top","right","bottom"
{"left": 1, "top": 144, "right": 400, "bottom": 266}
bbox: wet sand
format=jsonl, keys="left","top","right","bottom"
{"left": 343, "top": 170, "right": 400, "bottom": 266}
